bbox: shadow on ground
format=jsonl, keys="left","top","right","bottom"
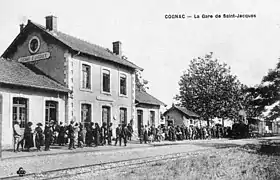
{"left": 192, "top": 138, "right": 280, "bottom": 156}
{"left": 152, "top": 137, "right": 280, "bottom": 156}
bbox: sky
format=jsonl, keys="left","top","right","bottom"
{"left": 1, "top": 0, "right": 280, "bottom": 108}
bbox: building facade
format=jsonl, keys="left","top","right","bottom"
{"left": 163, "top": 105, "right": 201, "bottom": 127}
{"left": 1, "top": 15, "right": 143, "bottom": 146}
{"left": 0, "top": 58, "right": 68, "bottom": 149}
{"left": 135, "top": 90, "right": 166, "bottom": 134}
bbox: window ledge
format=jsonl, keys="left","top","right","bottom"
{"left": 119, "top": 94, "right": 128, "bottom": 98}
{"left": 80, "top": 88, "right": 93, "bottom": 93}
{"left": 96, "top": 96, "right": 114, "bottom": 102}
{"left": 101, "top": 91, "right": 112, "bottom": 96}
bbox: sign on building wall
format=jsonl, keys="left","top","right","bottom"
{"left": 18, "top": 52, "right": 50, "bottom": 63}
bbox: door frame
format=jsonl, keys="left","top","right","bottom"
{"left": 137, "top": 109, "right": 143, "bottom": 135}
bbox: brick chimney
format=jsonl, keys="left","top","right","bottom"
{"left": 112, "top": 41, "right": 122, "bottom": 57}
{"left": 45, "top": 15, "right": 57, "bottom": 31}
{"left": 20, "top": 24, "right": 25, "bottom": 32}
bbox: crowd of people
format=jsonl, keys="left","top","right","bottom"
{"left": 138, "top": 124, "right": 232, "bottom": 143}
{"left": 13, "top": 120, "right": 134, "bottom": 152}
{"left": 13, "top": 120, "right": 231, "bottom": 152}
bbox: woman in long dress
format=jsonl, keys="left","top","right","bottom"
{"left": 24, "top": 122, "right": 34, "bottom": 151}
{"left": 94, "top": 123, "right": 100, "bottom": 146}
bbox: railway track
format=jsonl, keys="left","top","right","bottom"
{"left": 1, "top": 150, "right": 206, "bottom": 180}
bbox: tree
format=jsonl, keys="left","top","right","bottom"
{"left": 249, "top": 59, "right": 280, "bottom": 121}
{"left": 175, "top": 52, "right": 244, "bottom": 126}
{"left": 135, "top": 70, "right": 149, "bottom": 92}
{"left": 242, "top": 85, "right": 264, "bottom": 119}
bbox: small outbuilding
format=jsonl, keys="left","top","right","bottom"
{"left": 163, "top": 105, "right": 201, "bottom": 126}
{"left": 135, "top": 90, "right": 166, "bottom": 134}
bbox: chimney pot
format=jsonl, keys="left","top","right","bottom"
{"left": 20, "top": 24, "right": 25, "bottom": 32}
{"left": 45, "top": 15, "right": 57, "bottom": 31}
{"left": 112, "top": 41, "right": 122, "bottom": 57}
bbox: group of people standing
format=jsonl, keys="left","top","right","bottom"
{"left": 13, "top": 120, "right": 134, "bottom": 152}
{"left": 13, "top": 120, "right": 64, "bottom": 152}
{"left": 138, "top": 124, "right": 232, "bottom": 143}
{"left": 13, "top": 120, "right": 230, "bottom": 152}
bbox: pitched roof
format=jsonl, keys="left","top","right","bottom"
{"left": 164, "top": 105, "right": 200, "bottom": 118}
{"left": 2, "top": 20, "right": 142, "bottom": 71}
{"left": 0, "top": 58, "right": 69, "bottom": 92}
{"left": 135, "top": 90, "right": 166, "bottom": 106}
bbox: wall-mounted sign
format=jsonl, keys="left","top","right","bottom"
{"left": 18, "top": 52, "right": 50, "bottom": 63}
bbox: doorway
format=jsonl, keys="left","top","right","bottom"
{"left": 137, "top": 110, "right": 143, "bottom": 135}
{"left": 102, "top": 106, "right": 111, "bottom": 125}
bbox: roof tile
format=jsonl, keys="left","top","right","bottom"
{"left": 31, "top": 21, "right": 143, "bottom": 71}
{"left": 0, "top": 58, "right": 69, "bottom": 92}
{"left": 136, "top": 90, "right": 166, "bottom": 106}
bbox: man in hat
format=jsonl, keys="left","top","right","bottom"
{"left": 107, "top": 122, "right": 113, "bottom": 145}
{"left": 34, "top": 123, "right": 44, "bottom": 151}
{"left": 68, "top": 120, "right": 75, "bottom": 150}
{"left": 115, "top": 124, "right": 122, "bottom": 146}
{"left": 13, "top": 121, "right": 24, "bottom": 152}
{"left": 44, "top": 122, "right": 52, "bottom": 151}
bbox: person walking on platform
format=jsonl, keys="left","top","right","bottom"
{"left": 121, "top": 124, "right": 129, "bottom": 146}
{"left": 108, "top": 123, "right": 113, "bottom": 145}
{"left": 94, "top": 123, "right": 100, "bottom": 147}
{"left": 58, "top": 122, "right": 66, "bottom": 146}
{"left": 73, "top": 122, "right": 79, "bottom": 147}
{"left": 78, "top": 123, "right": 85, "bottom": 148}
{"left": 127, "top": 123, "right": 133, "bottom": 141}
{"left": 68, "top": 120, "right": 75, "bottom": 150}
{"left": 144, "top": 125, "right": 149, "bottom": 144}
{"left": 86, "top": 122, "right": 94, "bottom": 147}
{"left": 100, "top": 122, "right": 107, "bottom": 146}
{"left": 24, "top": 122, "right": 34, "bottom": 152}
{"left": 44, "top": 122, "right": 52, "bottom": 151}
{"left": 139, "top": 125, "right": 144, "bottom": 144}
{"left": 13, "top": 121, "right": 24, "bottom": 152}
{"left": 34, "top": 123, "right": 44, "bottom": 151}
{"left": 115, "top": 124, "right": 122, "bottom": 146}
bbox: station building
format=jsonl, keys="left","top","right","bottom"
{"left": 0, "top": 58, "right": 68, "bottom": 149}
{"left": 163, "top": 105, "right": 201, "bottom": 127}
{"left": 1, "top": 15, "right": 150, "bottom": 148}
{"left": 135, "top": 89, "right": 166, "bottom": 134}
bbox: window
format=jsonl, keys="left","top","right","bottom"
{"left": 102, "top": 106, "right": 111, "bottom": 125}
{"left": 81, "top": 103, "right": 91, "bottom": 128}
{"left": 45, "top": 101, "right": 58, "bottom": 125}
{"left": 102, "top": 69, "right": 110, "bottom": 93}
{"left": 82, "top": 64, "right": 91, "bottom": 89}
{"left": 190, "top": 119, "right": 193, "bottom": 124}
{"left": 150, "top": 111, "right": 155, "bottom": 125}
{"left": 266, "top": 121, "right": 272, "bottom": 131}
{"left": 120, "top": 74, "right": 127, "bottom": 95}
{"left": 13, "top": 98, "right": 28, "bottom": 128}
{"left": 120, "top": 108, "right": 127, "bottom": 124}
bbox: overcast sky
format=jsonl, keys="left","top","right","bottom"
{"left": 1, "top": 0, "right": 280, "bottom": 108}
